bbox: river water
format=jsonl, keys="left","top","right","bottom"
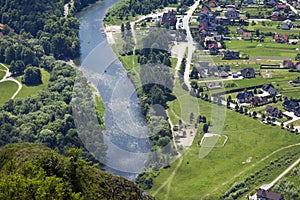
{"left": 76, "top": 0, "right": 150, "bottom": 181}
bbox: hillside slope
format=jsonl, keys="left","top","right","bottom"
{"left": 0, "top": 143, "right": 154, "bottom": 200}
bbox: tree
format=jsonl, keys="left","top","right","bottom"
{"left": 253, "top": 111, "right": 257, "bottom": 119}
{"left": 191, "top": 81, "right": 198, "bottom": 90}
{"left": 10, "top": 60, "right": 25, "bottom": 76}
{"left": 255, "top": 29, "right": 260, "bottom": 37}
{"left": 2, "top": 25, "right": 11, "bottom": 35}
{"left": 22, "top": 66, "right": 42, "bottom": 85}
{"left": 203, "top": 124, "right": 209, "bottom": 133}
{"left": 254, "top": 87, "right": 257, "bottom": 94}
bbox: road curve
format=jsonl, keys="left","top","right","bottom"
{"left": 0, "top": 63, "right": 22, "bottom": 100}
{"left": 183, "top": 0, "right": 200, "bottom": 91}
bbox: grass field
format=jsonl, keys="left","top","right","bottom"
{"left": 0, "top": 81, "right": 18, "bottom": 105}
{"left": 15, "top": 69, "right": 50, "bottom": 99}
{"left": 148, "top": 100, "right": 300, "bottom": 199}
{"left": 225, "top": 39, "right": 297, "bottom": 59}
{"left": 0, "top": 71, "right": 5, "bottom": 80}
{"left": 290, "top": 119, "right": 300, "bottom": 127}
{"left": 94, "top": 94, "right": 106, "bottom": 130}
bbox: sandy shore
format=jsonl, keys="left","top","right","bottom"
{"left": 104, "top": 25, "right": 120, "bottom": 45}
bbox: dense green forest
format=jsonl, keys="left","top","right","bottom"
{"left": 130, "top": 29, "right": 177, "bottom": 190}
{"left": 0, "top": 62, "right": 106, "bottom": 163}
{"left": 0, "top": 143, "right": 153, "bottom": 199}
{"left": 0, "top": 0, "right": 107, "bottom": 164}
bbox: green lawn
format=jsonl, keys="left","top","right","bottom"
{"left": 0, "top": 81, "right": 18, "bottom": 105}
{"left": 148, "top": 100, "right": 300, "bottom": 199}
{"left": 225, "top": 39, "right": 297, "bottom": 59}
{"left": 0, "top": 71, "right": 5, "bottom": 80}
{"left": 94, "top": 95, "right": 106, "bottom": 130}
{"left": 290, "top": 119, "right": 300, "bottom": 127}
{"left": 15, "top": 68, "right": 50, "bottom": 99}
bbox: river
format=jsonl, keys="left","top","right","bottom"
{"left": 76, "top": 0, "right": 150, "bottom": 181}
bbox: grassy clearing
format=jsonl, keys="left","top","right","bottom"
{"left": 0, "top": 81, "right": 18, "bottom": 105}
{"left": 15, "top": 69, "right": 50, "bottom": 99}
{"left": 94, "top": 95, "right": 106, "bottom": 130}
{"left": 225, "top": 39, "right": 297, "bottom": 59}
{"left": 0, "top": 71, "right": 5, "bottom": 80}
{"left": 290, "top": 119, "right": 300, "bottom": 127}
{"left": 148, "top": 99, "right": 300, "bottom": 199}
{"left": 118, "top": 55, "right": 139, "bottom": 71}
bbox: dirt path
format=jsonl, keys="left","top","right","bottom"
{"left": 260, "top": 157, "right": 300, "bottom": 190}
{"left": 152, "top": 155, "right": 183, "bottom": 198}
{"left": 0, "top": 63, "right": 22, "bottom": 100}
{"left": 200, "top": 142, "right": 300, "bottom": 199}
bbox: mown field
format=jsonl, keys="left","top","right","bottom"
{"left": 148, "top": 99, "right": 300, "bottom": 199}
{"left": 0, "top": 81, "right": 18, "bottom": 105}
{"left": 15, "top": 68, "right": 50, "bottom": 99}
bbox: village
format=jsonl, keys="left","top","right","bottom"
{"left": 105, "top": 0, "right": 300, "bottom": 199}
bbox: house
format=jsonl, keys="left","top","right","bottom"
{"left": 262, "top": 84, "right": 278, "bottom": 96}
{"left": 201, "top": 4, "right": 211, "bottom": 13}
{"left": 252, "top": 96, "right": 269, "bottom": 107}
{"left": 219, "top": 71, "right": 229, "bottom": 78}
{"left": 283, "top": 59, "right": 295, "bottom": 68}
{"left": 236, "top": 91, "right": 254, "bottom": 103}
{"left": 282, "top": 19, "right": 293, "bottom": 30}
{"left": 225, "top": 6, "right": 239, "bottom": 19}
{"left": 209, "top": 46, "right": 219, "bottom": 55}
{"left": 242, "top": 32, "right": 252, "bottom": 40}
{"left": 208, "top": 0, "right": 217, "bottom": 7}
{"left": 277, "top": 4, "right": 289, "bottom": 9}
{"left": 161, "top": 11, "right": 177, "bottom": 30}
{"left": 267, "top": 0, "right": 277, "bottom": 7}
{"left": 262, "top": 84, "right": 272, "bottom": 91}
{"left": 266, "top": 106, "right": 283, "bottom": 118}
{"left": 257, "top": 188, "right": 284, "bottom": 200}
{"left": 268, "top": 87, "right": 278, "bottom": 96}
{"left": 206, "top": 82, "right": 222, "bottom": 90}
{"left": 225, "top": 65, "right": 231, "bottom": 72}
{"left": 236, "top": 27, "right": 244, "bottom": 34}
{"left": 223, "top": 50, "right": 240, "bottom": 60}
{"left": 274, "top": 34, "right": 289, "bottom": 43}
{"left": 282, "top": 99, "right": 299, "bottom": 112}
{"left": 241, "top": 67, "right": 255, "bottom": 78}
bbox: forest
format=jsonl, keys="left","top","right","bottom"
{"left": 0, "top": 143, "right": 153, "bottom": 199}
{"left": 0, "top": 0, "right": 107, "bottom": 165}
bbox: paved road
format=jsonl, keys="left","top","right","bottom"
{"left": 0, "top": 63, "right": 22, "bottom": 100}
{"left": 260, "top": 157, "right": 300, "bottom": 190}
{"left": 280, "top": 0, "right": 298, "bottom": 14}
{"left": 183, "top": 0, "right": 200, "bottom": 91}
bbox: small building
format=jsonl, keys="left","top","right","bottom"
{"left": 252, "top": 96, "right": 268, "bottom": 107}
{"left": 161, "top": 11, "right": 177, "bottom": 30}
{"left": 282, "top": 19, "right": 293, "bottom": 30}
{"left": 209, "top": 46, "right": 219, "bottom": 55}
{"left": 282, "top": 99, "right": 299, "bottom": 112}
{"left": 236, "top": 91, "right": 254, "bottom": 103}
{"left": 256, "top": 188, "right": 284, "bottom": 200}
{"left": 274, "top": 34, "right": 289, "bottom": 43}
{"left": 242, "top": 32, "right": 252, "bottom": 40}
{"left": 283, "top": 59, "right": 295, "bottom": 68}
{"left": 266, "top": 106, "right": 283, "bottom": 118}
{"left": 223, "top": 50, "right": 240, "bottom": 60}
{"left": 241, "top": 67, "right": 255, "bottom": 78}
{"left": 236, "top": 27, "right": 244, "bottom": 34}
{"left": 219, "top": 71, "right": 229, "bottom": 78}
{"left": 206, "top": 82, "right": 222, "bottom": 90}
{"left": 208, "top": 0, "right": 217, "bottom": 7}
